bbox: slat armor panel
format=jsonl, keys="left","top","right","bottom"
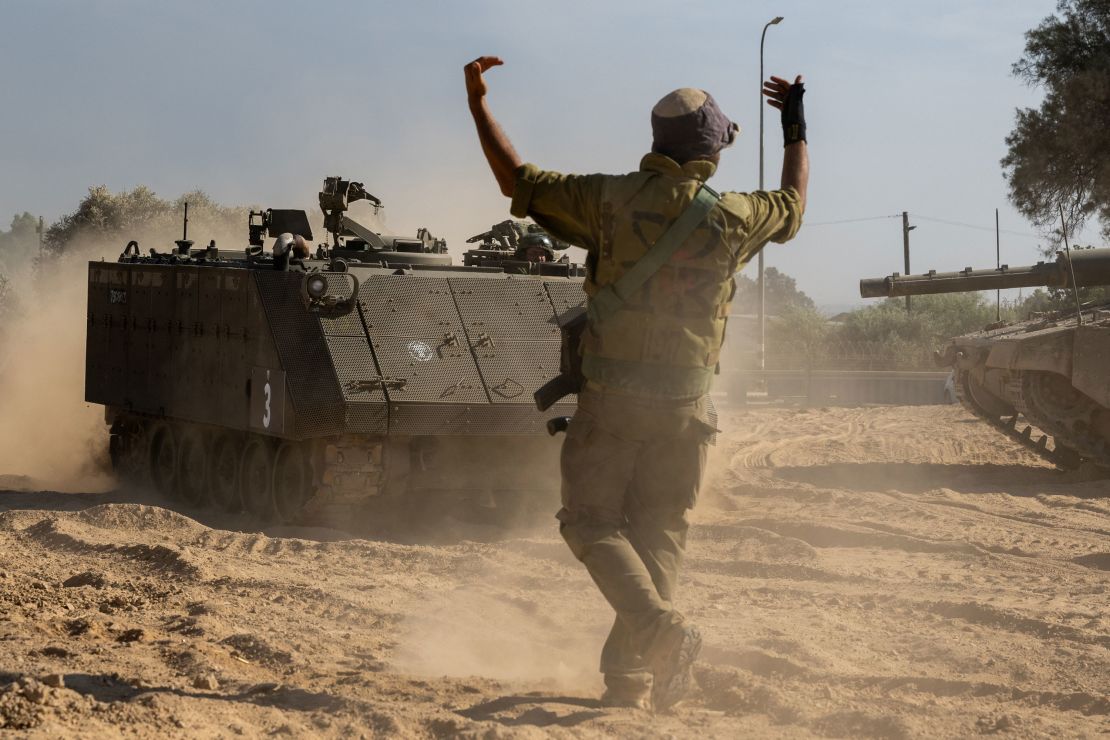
{"left": 448, "top": 276, "right": 561, "bottom": 342}
{"left": 359, "top": 275, "right": 464, "bottom": 336}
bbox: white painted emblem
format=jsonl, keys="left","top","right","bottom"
{"left": 407, "top": 340, "right": 434, "bottom": 362}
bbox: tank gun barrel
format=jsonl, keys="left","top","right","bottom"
{"left": 859, "top": 248, "right": 1110, "bottom": 298}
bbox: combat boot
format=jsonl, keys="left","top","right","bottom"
{"left": 649, "top": 621, "right": 702, "bottom": 712}
{"left": 599, "top": 672, "right": 651, "bottom": 710}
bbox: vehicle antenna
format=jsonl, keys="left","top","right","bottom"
{"left": 175, "top": 202, "right": 194, "bottom": 256}
{"left": 1058, "top": 203, "right": 1082, "bottom": 327}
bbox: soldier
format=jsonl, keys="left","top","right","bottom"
{"left": 271, "top": 233, "right": 312, "bottom": 265}
{"left": 464, "top": 56, "right": 808, "bottom": 711}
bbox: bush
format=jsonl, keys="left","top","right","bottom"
{"left": 838, "top": 293, "right": 997, "bottom": 347}
{"left": 733, "top": 266, "right": 815, "bottom": 314}
{"left": 764, "top": 293, "right": 1005, "bottom": 371}
{"left": 44, "top": 186, "right": 249, "bottom": 257}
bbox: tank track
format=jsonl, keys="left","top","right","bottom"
{"left": 1008, "top": 372, "right": 1110, "bottom": 470}
{"left": 955, "top": 370, "right": 1110, "bottom": 471}
{"left": 109, "top": 413, "right": 396, "bottom": 527}
{"left": 953, "top": 370, "right": 1076, "bottom": 469}
{"left": 298, "top": 437, "right": 395, "bottom": 525}
{"left": 108, "top": 414, "right": 559, "bottom": 530}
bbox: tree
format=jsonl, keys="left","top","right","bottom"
{"left": 44, "top": 185, "right": 248, "bottom": 256}
{"left": 733, "top": 266, "right": 815, "bottom": 314}
{"left": 839, "top": 293, "right": 997, "bottom": 345}
{"left": 1002, "top": 0, "right": 1110, "bottom": 241}
{"left": 1010, "top": 283, "right": 1110, "bottom": 316}
{"left": 0, "top": 212, "right": 42, "bottom": 276}
{"left": 825, "top": 293, "right": 1000, "bottom": 368}
{"left": 767, "top": 304, "right": 830, "bottom": 367}
{"left": 0, "top": 274, "right": 14, "bottom": 321}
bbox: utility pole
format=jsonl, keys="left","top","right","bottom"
{"left": 995, "top": 209, "right": 1002, "bottom": 321}
{"left": 902, "top": 211, "right": 914, "bottom": 312}
{"left": 37, "top": 216, "right": 44, "bottom": 261}
{"left": 757, "top": 16, "right": 783, "bottom": 373}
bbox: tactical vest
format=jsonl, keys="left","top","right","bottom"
{"left": 581, "top": 173, "right": 740, "bottom": 399}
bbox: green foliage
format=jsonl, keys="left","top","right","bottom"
{"left": 1014, "top": 288, "right": 1063, "bottom": 315}
{"left": 765, "top": 304, "right": 832, "bottom": 367}
{"left": 0, "top": 274, "right": 13, "bottom": 321}
{"left": 733, "top": 266, "right": 815, "bottom": 314}
{"left": 764, "top": 292, "right": 1007, "bottom": 371}
{"left": 44, "top": 185, "right": 248, "bottom": 256}
{"left": 769, "top": 304, "right": 829, "bottom": 347}
{"left": 1011, "top": 284, "right": 1110, "bottom": 315}
{"left": 838, "top": 293, "right": 997, "bottom": 346}
{"left": 0, "top": 212, "right": 42, "bottom": 276}
{"left": 1002, "top": 0, "right": 1110, "bottom": 241}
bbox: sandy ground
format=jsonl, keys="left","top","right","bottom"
{"left": 0, "top": 405, "right": 1107, "bottom": 738}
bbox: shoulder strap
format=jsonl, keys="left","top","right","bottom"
{"left": 587, "top": 184, "right": 720, "bottom": 325}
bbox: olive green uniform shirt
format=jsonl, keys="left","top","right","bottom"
{"left": 511, "top": 153, "right": 803, "bottom": 398}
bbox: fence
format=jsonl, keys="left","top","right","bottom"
{"left": 718, "top": 341, "right": 951, "bottom": 406}
{"left": 724, "top": 339, "right": 939, "bottom": 373}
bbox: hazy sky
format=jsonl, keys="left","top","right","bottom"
{"left": 0, "top": 0, "right": 1088, "bottom": 307}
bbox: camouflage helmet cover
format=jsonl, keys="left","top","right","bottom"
{"left": 651, "top": 88, "right": 740, "bottom": 163}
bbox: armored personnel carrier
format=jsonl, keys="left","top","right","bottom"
{"left": 86, "top": 177, "right": 586, "bottom": 525}
{"left": 860, "top": 248, "right": 1110, "bottom": 469}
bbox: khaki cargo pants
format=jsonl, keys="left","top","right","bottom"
{"left": 558, "top": 384, "right": 714, "bottom": 686}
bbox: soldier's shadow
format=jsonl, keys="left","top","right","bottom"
{"left": 456, "top": 694, "right": 607, "bottom": 728}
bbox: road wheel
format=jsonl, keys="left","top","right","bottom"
{"left": 240, "top": 437, "right": 275, "bottom": 521}
{"left": 176, "top": 429, "right": 210, "bottom": 507}
{"left": 110, "top": 419, "right": 148, "bottom": 485}
{"left": 272, "top": 442, "right": 311, "bottom": 524}
{"left": 955, "top": 369, "right": 1013, "bottom": 418}
{"left": 148, "top": 423, "right": 178, "bottom": 499}
{"left": 209, "top": 434, "right": 243, "bottom": 512}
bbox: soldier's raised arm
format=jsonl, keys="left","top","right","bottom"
{"left": 464, "top": 56, "right": 522, "bottom": 197}
{"left": 762, "top": 74, "right": 809, "bottom": 212}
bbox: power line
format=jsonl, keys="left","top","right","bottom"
{"left": 804, "top": 212, "right": 1043, "bottom": 240}
{"left": 911, "top": 214, "right": 1040, "bottom": 239}
{"left": 806, "top": 214, "right": 901, "bottom": 226}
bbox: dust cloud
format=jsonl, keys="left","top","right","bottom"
{"left": 392, "top": 569, "right": 603, "bottom": 691}
{"left": 385, "top": 437, "right": 604, "bottom": 690}
{"left": 0, "top": 216, "right": 247, "bottom": 493}
{"left": 0, "top": 244, "right": 112, "bottom": 492}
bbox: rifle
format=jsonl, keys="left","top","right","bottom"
{"left": 533, "top": 308, "right": 586, "bottom": 412}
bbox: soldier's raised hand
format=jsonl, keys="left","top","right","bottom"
{"left": 464, "top": 56, "right": 504, "bottom": 100}
{"left": 764, "top": 74, "right": 807, "bottom": 147}
{"left": 762, "top": 74, "right": 803, "bottom": 110}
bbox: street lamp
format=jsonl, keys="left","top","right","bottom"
{"left": 758, "top": 15, "right": 783, "bottom": 373}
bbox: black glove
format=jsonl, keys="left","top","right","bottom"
{"left": 782, "top": 82, "right": 806, "bottom": 146}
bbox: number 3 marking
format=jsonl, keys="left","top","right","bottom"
{"left": 263, "top": 381, "right": 272, "bottom": 428}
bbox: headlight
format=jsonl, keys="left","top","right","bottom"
{"left": 302, "top": 271, "right": 359, "bottom": 317}
{"left": 306, "top": 274, "right": 328, "bottom": 300}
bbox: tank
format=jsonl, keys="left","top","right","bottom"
{"left": 86, "top": 176, "right": 587, "bottom": 526}
{"left": 860, "top": 248, "right": 1110, "bottom": 469}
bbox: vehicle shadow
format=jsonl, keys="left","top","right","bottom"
{"left": 771, "top": 462, "right": 1105, "bottom": 497}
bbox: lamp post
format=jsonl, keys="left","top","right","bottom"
{"left": 758, "top": 15, "right": 783, "bottom": 373}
